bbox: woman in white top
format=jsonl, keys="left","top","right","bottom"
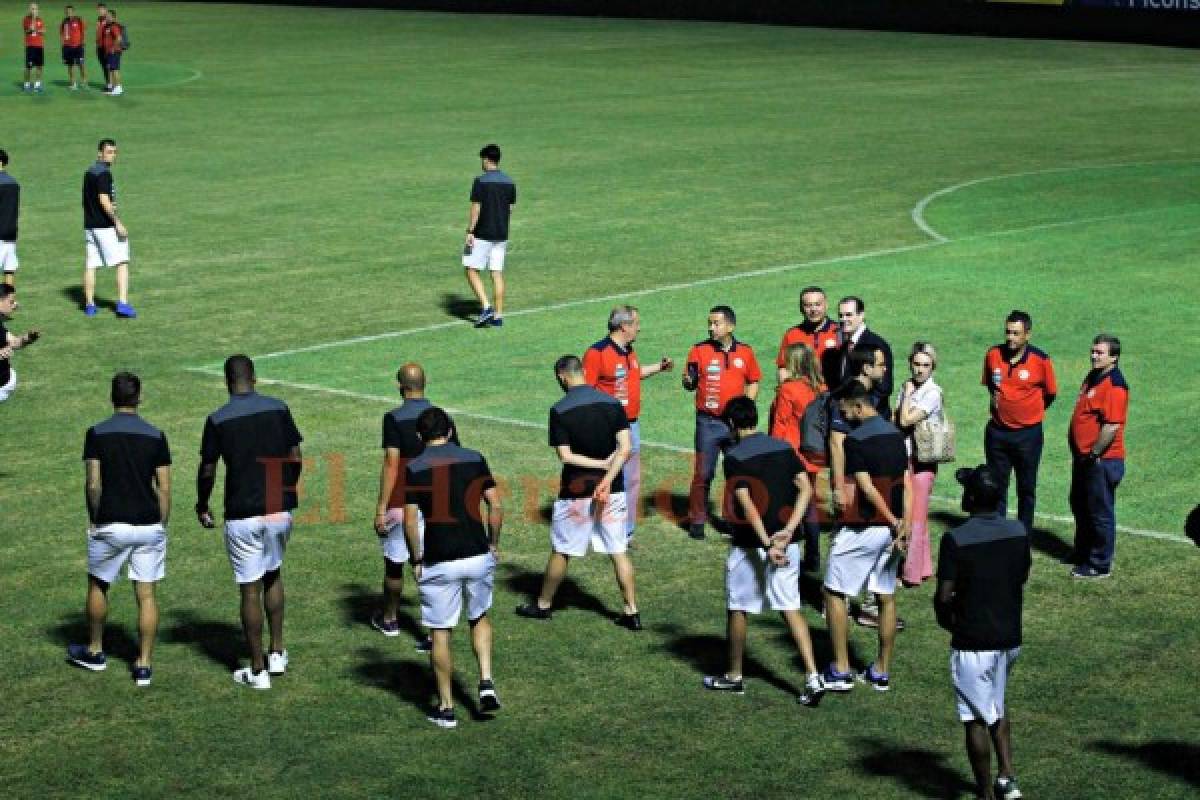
{"left": 894, "top": 342, "right": 943, "bottom": 587}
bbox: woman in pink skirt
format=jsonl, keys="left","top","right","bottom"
{"left": 894, "top": 342, "right": 944, "bottom": 588}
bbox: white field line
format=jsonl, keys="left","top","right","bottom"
{"left": 184, "top": 367, "right": 1190, "bottom": 545}
{"left": 910, "top": 159, "right": 1200, "bottom": 243}
{"left": 140, "top": 67, "right": 205, "bottom": 90}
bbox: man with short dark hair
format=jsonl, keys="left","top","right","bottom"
{"left": 94, "top": 3, "right": 108, "bottom": 88}
{"left": 822, "top": 381, "right": 911, "bottom": 695}
{"left": 60, "top": 5, "right": 87, "bottom": 90}
{"left": 22, "top": 3, "right": 46, "bottom": 93}
{"left": 1067, "top": 334, "right": 1128, "bottom": 579}
{"left": 702, "top": 396, "right": 825, "bottom": 706}
{"left": 982, "top": 310, "right": 1057, "bottom": 534}
{"left": 0, "top": 284, "right": 40, "bottom": 403}
{"left": 403, "top": 406, "right": 503, "bottom": 728}
{"left": 68, "top": 372, "right": 171, "bottom": 687}
{"left": 0, "top": 150, "right": 20, "bottom": 287}
{"left": 464, "top": 143, "right": 516, "bottom": 328}
{"left": 935, "top": 465, "right": 1030, "bottom": 800}
{"left": 82, "top": 138, "right": 135, "bottom": 317}
{"left": 776, "top": 286, "right": 840, "bottom": 385}
{"left": 682, "top": 305, "right": 761, "bottom": 540}
{"left": 833, "top": 296, "right": 893, "bottom": 398}
{"left": 196, "top": 355, "right": 304, "bottom": 689}
{"left": 517, "top": 355, "right": 640, "bottom": 628}
{"left": 583, "top": 305, "right": 673, "bottom": 542}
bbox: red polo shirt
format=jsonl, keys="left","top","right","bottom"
{"left": 24, "top": 15, "right": 45, "bottom": 47}
{"left": 982, "top": 344, "right": 1057, "bottom": 429}
{"left": 1069, "top": 367, "right": 1128, "bottom": 459}
{"left": 776, "top": 318, "right": 839, "bottom": 368}
{"left": 686, "top": 338, "right": 761, "bottom": 417}
{"left": 102, "top": 21, "right": 122, "bottom": 54}
{"left": 62, "top": 16, "right": 84, "bottom": 47}
{"left": 583, "top": 337, "right": 641, "bottom": 422}
{"left": 769, "top": 379, "right": 825, "bottom": 471}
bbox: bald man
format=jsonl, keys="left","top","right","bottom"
{"left": 371, "top": 363, "right": 455, "bottom": 651}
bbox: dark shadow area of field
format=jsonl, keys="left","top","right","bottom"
{"left": 929, "top": 509, "right": 1073, "bottom": 561}
{"left": 654, "top": 622, "right": 807, "bottom": 698}
{"left": 853, "top": 735, "right": 975, "bottom": 799}
{"left": 1185, "top": 505, "right": 1200, "bottom": 547}
{"left": 1090, "top": 739, "right": 1200, "bottom": 787}
{"left": 60, "top": 285, "right": 107, "bottom": 312}
{"left": 439, "top": 293, "right": 479, "bottom": 322}
{"left": 649, "top": 490, "right": 712, "bottom": 534}
{"left": 502, "top": 562, "right": 615, "bottom": 621}
{"left": 352, "top": 646, "right": 492, "bottom": 722}
{"left": 49, "top": 613, "right": 140, "bottom": 669}
{"left": 338, "top": 582, "right": 423, "bottom": 642}
{"left": 162, "top": 610, "right": 243, "bottom": 670}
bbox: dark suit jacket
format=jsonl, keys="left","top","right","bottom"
{"left": 829, "top": 327, "right": 895, "bottom": 413}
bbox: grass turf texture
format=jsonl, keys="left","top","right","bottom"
{"left": 3, "top": 3, "right": 1200, "bottom": 797}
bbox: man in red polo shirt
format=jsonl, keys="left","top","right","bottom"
{"left": 100, "top": 7, "right": 122, "bottom": 95}
{"left": 682, "top": 305, "right": 760, "bottom": 540}
{"left": 95, "top": 2, "right": 108, "bottom": 89}
{"left": 982, "top": 310, "right": 1057, "bottom": 534}
{"left": 776, "top": 285, "right": 840, "bottom": 385}
{"left": 583, "top": 305, "right": 673, "bottom": 543}
{"left": 1067, "top": 334, "right": 1128, "bottom": 579}
{"left": 22, "top": 3, "right": 46, "bottom": 93}
{"left": 60, "top": 5, "right": 86, "bottom": 90}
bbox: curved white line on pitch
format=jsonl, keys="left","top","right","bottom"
{"left": 910, "top": 159, "right": 1200, "bottom": 243}
{"left": 138, "top": 67, "right": 204, "bottom": 90}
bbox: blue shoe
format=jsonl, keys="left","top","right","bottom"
{"left": 858, "top": 663, "right": 890, "bottom": 692}
{"left": 489, "top": 317, "right": 504, "bottom": 327}
{"left": 822, "top": 664, "right": 855, "bottom": 692}
{"left": 115, "top": 302, "right": 137, "bottom": 319}
{"left": 474, "top": 307, "right": 494, "bottom": 328}
{"left": 1071, "top": 565, "right": 1111, "bottom": 580}
{"left": 67, "top": 643, "right": 107, "bottom": 671}
{"left": 132, "top": 666, "right": 153, "bottom": 686}
{"left": 84, "top": 303, "right": 98, "bottom": 317}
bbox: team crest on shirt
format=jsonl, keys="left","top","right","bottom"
{"left": 1087, "top": 389, "right": 1095, "bottom": 398}
{"left": 1018, "top": 369, "right": 1030, "bottom": 380}
{"left": 733, "top": 358, "right": 744, "bottom": 368}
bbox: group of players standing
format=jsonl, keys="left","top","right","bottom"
{"left": 17, "top": 2, "right": 126, "bottom": 94}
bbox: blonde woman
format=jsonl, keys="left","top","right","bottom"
{"left": 769, "top": 343, "right": 825, "bottom": 571}
{"left": 894, "top": 342, "right": 944, "bottom": 587}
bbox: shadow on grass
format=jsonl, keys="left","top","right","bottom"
{"left": 337, "top": 582, "right": 423, "bottom": 642}
{"left": 1090, "top": 739, "right": 1200, "bottom": 787}
{"left": 352, "top": 646, "right": 492, "bottom": 722}
{"left": 929, "top": 509, "right": 1073, "bottom": 561}
{"left": 501, "top": 561, "right": 615, "bottom": 620}
{"left": 162, "top": 610, "right": 243, "bottom": 670}
{"left": 853, "top": 735, "right": 975, "bottom": 799}
{"left": 48, "top": 613, "right": 140, "bottom": 669}
{"left": 60, "top": 285, "right": 98, "bottom": 312}
{"left": 655, "top": 622, "right": 801, "bottom": 697}
{"left": 439, "top": 292, "right": 478, "bottom": 322}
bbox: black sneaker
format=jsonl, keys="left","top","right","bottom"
{"left": 614, "top": 612, "right": 643, "bottom": 631}
{"left": 414, "top": 635, "right": 433, "bottom": 653}
{"left": 703, "top": 674, "right": 745, "bottom": 694}
{"left": 797, "top": 673, "right": 825, "bottom": 707}
{"left": 474, "top": 307, "right": 495, "bottom": 328}
{"left": 515, "top": 602, "right": 552, "bottom": 620}
{"left": 478, "top": 680, "right": 501, "bottom": 712}
{"left": 426, "top": 706, "right": 457, "bottom": 729}
{"left": 688, "top": 523, "right": 705, "bottom": 540}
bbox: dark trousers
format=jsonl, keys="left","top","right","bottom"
{"left": 984, "top": 421, "right": 1044, "bottom": 533}
{"left": 1070, "top": 457, "right": 1124, "bottom": 571}
{"left": 689, "top": 412, "right": 733, "bottom": 525}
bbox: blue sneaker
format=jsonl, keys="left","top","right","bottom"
{"left": 67, "top": 643, "right": 107, "bottom": 671}
{"left": 115, "top": 302, "right": 137, "bottom": 319}
{"left": 489, "top": 317, "right": 504, "bottom": 327}
{"left": 1071, "top": 565, "right": 1111, "bottom": 580}
{"left": 822, "top": 664, "right": 855, "bottom": 692}
{"left": 474, "top": 307, "right": 494, "bottom": 328}
{"left": 84, "top": 303, "right": 98, "bottom": 317}
{"left": 132, "top": 666, "right": 153, "bottom": 686}
{"left": 858, "top": 663, "right": 890, "bottom": 692}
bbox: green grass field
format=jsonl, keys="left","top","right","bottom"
{"left": 3, "top": 3, "right": 1200, "bottom": 798}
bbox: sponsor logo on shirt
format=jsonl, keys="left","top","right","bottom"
{"left": 1018, "top": 369, "right": 1030, "bottom": 381}
{"left": 991, "top": 368, "right": 1003, "bottom": 387}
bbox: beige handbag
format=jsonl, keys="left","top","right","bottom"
{"left": 914, "top": 412, "right": 956, "bottom": 464}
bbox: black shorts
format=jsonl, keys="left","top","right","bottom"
{"left": 105, "top": 52, "right": 121, "bottom": 70}
{"left": 96, "top": 45, "right": 106, "bottom": 65}
{"left": 25, "top": 46, "right": 44, "bottom": 68}
{"left": 62, "top": 45, "right": 85, "bottom": 66}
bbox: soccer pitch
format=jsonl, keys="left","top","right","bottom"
{"left": 3, "top": 3, "right": 1199, "bottom": 797}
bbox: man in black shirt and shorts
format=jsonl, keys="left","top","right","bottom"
{"left": 68, "top": 372, "right": 171, "bottom": 687}
{"left": 0, "top": 149, "right": 20, "bottom": 287}
{"left": 0, "top": 284, "right": 40, "bottom": 403}
{"left": 81, "top": 138, "right": 135, "bottom": 318}
{"left": 196, "top": 355, "right": 303, "bottom": 690}
{"left": 822, "top": 382, "right": 911, "bottom": 695}
{"left": 936, "top": 465, "right": 1030, "bottom": 800}
{"left": 701, "top": 397, "right": 825, "bottom": 706}
{"left": 515, "top": 355, "right": 640, "bottom": 630}
{"left": 403, "top": 407, "right": 503, "bottom": 728}
{"left": 463, "top": 143, "right": 515, "bottom": 329}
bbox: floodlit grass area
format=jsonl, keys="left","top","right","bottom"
{"left": 2, "top": 3, "right": 1199, "bottom": 797}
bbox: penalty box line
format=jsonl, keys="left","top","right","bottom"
{"left": 183, "top": 367, "right": 1191, "bottom": 546}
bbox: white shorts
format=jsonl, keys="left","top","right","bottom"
{"left": 85, "top": 227, "right": 130, "bottom": 269}
{"left": 0, "top": 240, "right": 17, "bottom": 272}
{"left": 418, "top": 552, "right": 496, "bottom": 629}
{"left": 0, "top": 368, "right": 15, "bottom": 402}
{"left": 463, "top": 238, "right": 507, "bottom": 271}
{"left": 824, "top": 525, "right": 899, "bottom": 597}
{"left": 952, "top": 648, "right": 1021, "bottom": 725}
{"left": 87, "top": 522, "right": 166, "bottom": 584}
{"left": 726, "top": 543, "right": 802, "bottom": 613}
{"left": 224, "top": 512, "right": 292, "bottom": 584}
{"left": 551, "top": 493, "right": 629, "bottom": 557}
{"left": 381, "top": 507, "right": 424, "bottom": 563}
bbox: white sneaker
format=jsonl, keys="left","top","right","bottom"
{"left": 22, "top": 83, "right": 31, "bottom": 92}
{"left": 232, "top": 667, "right": 271, "bottom": 689}
{"left": 267, "top": 650, "right": 288, "bottom": 676}
{"left": 34, "top": 82, "right": 43, "bottom": 92}
{"left": 110, "top": 86, "right": 123, "bottom": 96}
